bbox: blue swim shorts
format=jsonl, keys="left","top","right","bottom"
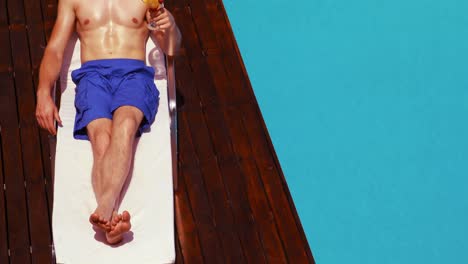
{"left": 71, "top": 58, "right": 160, "bottom": 140}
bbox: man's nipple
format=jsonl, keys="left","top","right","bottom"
{"left": 132, "top": 18, "right": 138, "bottom": 24}
{"left": 84, "top": 19, "right": 90, "bottom": 25}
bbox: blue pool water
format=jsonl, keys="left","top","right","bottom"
{"left": 224, "top": 0, "right": 468, "bottom": 263}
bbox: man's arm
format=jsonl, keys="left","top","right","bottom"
{"left": 147, "top": 8, "right": 182, "bottom": 56}
{"left": 36, "top": 0, "right": 76, "bottom": 135}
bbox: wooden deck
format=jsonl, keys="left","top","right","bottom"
{"left": 0, "top": 0, "right": 314, "bottom": 263}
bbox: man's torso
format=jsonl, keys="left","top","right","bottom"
{"left": 74, "top": 0, "right": 149, "bottom": 62}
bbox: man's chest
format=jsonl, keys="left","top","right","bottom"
{"left": 75, "top": 0, "right": 147, "bottom": 27}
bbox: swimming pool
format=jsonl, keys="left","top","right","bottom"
{"left": 224, "top": 0, "right": 468, "bottom": 263}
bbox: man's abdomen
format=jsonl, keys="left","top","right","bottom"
{"left": 78, "top": 26, "right": 148, "bottom": 63}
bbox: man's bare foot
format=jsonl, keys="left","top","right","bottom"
{"left": 89, "top": 212, "right": 111, "bottom": 232}
{"left": 89, "top": 204, "right": 114, "bottom": 232}
{"left": 106, "top": 210, "right": 131, "bottom": 245}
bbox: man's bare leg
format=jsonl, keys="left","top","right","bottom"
{"left": 87, "top": 118, "right": 113, "bottom": 232}
{"left": 95, "top": 106, "right": 143, "bottom": 243}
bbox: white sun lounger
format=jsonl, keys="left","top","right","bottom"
{"left": 51, "top": 34, "right": 177, "bottom": 264}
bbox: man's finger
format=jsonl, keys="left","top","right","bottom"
{"left": 36, "top": 117, "right": 45, "bottom": 130}
{"left": 46, "top": 115, "right": 55, "bottom": 135}
{"left": 146, "top": 10, "right": 152, "bottom": 21}
{"left": 147, "top": 7, "right": 164, "bottom": 21}
{"left": 153, "top": 17, "right": 169, "bottom": 27}
{"left": 159, "top": 19, "right": 174, "bottom": 30}
{"left": 155, "top": 7, "right": 165, "bottom": 16}
{"left": 158, "top": 17, "right": 169, "bottom": 23}
{"left": 38, "top": 116, "right": 48, "bottom": 131}
{"left": 47, "top": 123, "right": 54, "bottom": 135}
{"left": 49, "top": 121, "right": 57, "bottom": 135}
{"left": 153, "top": 8, "right": 167, "bottom": 20}
{"left": 54, "top": 110, "right": 63, "bottom": 126}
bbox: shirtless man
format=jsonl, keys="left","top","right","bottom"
{"left": 35, "top": 0, "right": 181, "bottom": 244}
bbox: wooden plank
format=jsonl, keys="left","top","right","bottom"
{"left": 197, "top": 0, "right": 237, "bottom": 54}
{"left": 39, "top": 0, "right": 57, "bottom": 214}
{"left": 211, "top": 0, "right": 251, "bottom": 80}
{"left": 202, "top": 0, "right": 240, "bottom": 57}
{"left": 165, "top": 0, "right": 187, "bottom": 10}
{"left": 44, "top": 131, "right": 54, "bottom": 218}
{"left": 0, "top": 27, "right": 12, "bottom": 71}
{"left": 31, "top": 68, "right": 54, "bottom": 222}
{"left": 169, "top": 6, "right": 210, "bottom": 110}
{"left": 197, "top": 158, "right": 246, "bottom": 263}
{"left": 178, "top": 113, "right": 225, "bottom": 262}
{"left": 172, "top": 54, "right": 201, "bottom": 110}
{"left": 187, "top": 0, "right": 255, "bottom": 106}
{"left": 32, "top": 66, "right": 54, "bottom": 228}
{"left": 201, "top": 107, "right": 234, "bottom": 158}
{"left": 0, "top": 0, "right": 11, "bottom": 72}
{"left": 0, "top": 71, "right": 31, "bottom": 264}
{"left": 185, "top": 0, "right": 218, "bottom": 52}
{"left": 183, "top": 108, "right": 246, "bottom": 262}
{"left": 182, "top": 110, "right": 214, "bottom": 162}
{"left": 174, "top": 7, "right": 219, "bottom": 107}
{"left": 174, "top": 227, "right": 185, "bottom": 264}
{"left": 180, "top": 166, "right": 227, "bottom": 262}
{"left": 0, "top": 113, "right": 11, "bottom": 264}
{"left": 217, "top": 158, "right": 268, "bottom": 263}
{"left": 42, "top": 21, "right": 55, "bottom": 43}
{"left": 9, "top": 27, "right": 34, "bottom": 114}
{"left": 171, "top": 5, "right": 219, "bottom": 108}
{"left": 174, "top": 171, "right": 204, "bottom": 263}
{"left": 40, "top": 0, "right": 58, "bottom": 22}
{"left": 202, "top": 56, "right": 233, "bottom": 106}
{"left": 1, "top": 18, "right": 31, "bottom": 264}
{"left": 0, "top": 0, "right": 7, "bottom": 26}
{"left": 10, "top": 23, "right": 53, "bottom": 264}
{"left": 174, "top": 2, "right": 309, "bottom": 261}
{"left": 27, "top": 24, "right": 47, "bottom": 70}
{"left": 12, "top": 0, "right": 45, "bottom": 79}
{"left": 40, "top": 0, "right": 57, "bottom": 42}
{"left": 164, "top": 0, "right": 187, "bottom": 9}
{"left": 192, "top": 0, "right": 314, "bottom": 260}
{"left": 244, "top": 158, "right": 291, "bottom": 262}
{"left": 224, "top": 105, "right": 288, "bottom": 262}
{"left": 24, "top": 0, "right": 45, "bottom": 25}
{"left": 202, "top": 107, "right": 266, "bottom": 262}
{"left": 175, "top": 6, "right": 261, "bottom": 260}
{"left": 238, "top": 102, "right": 314, "bottom": 262}
{"left": 184, "top": 49, "right": 220, "bottom": 108}
{"left": 0, "top": 15, "right": 11, "bottom": 262}
{"left": 197, "top": 0, "right": 257, "bottom": 106}
{"left": 206, "top": 53, "right": 251, "bottom": 105}
{"left": 6, "top": 0, "right": 26, "bottom": 25}
{"left": 206, "top": 104, "right": 284, "bottom": 262}
{"left": 26, "top": 0, "right": 54, "bottom": 220}
{"left": 222, "top": 50, "right": 255, "bottom": 103}
{"left": 241, "top": 103, "right": 312, "bottom": 262}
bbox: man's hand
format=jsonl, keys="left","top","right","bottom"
{"left": 146, "top": 7, "right": 177, "bottom": 31}
{"left": 36, "top": 91, "right": 62, "bottom": 135}
{"left": 146, "top": 6, "right": 182, "bottom": 56}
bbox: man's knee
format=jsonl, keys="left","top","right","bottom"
{"left": 113, "top": 107, "right": 143, "bottom": 138}
{"left": 114, "top": 117, "right": 140, "bottom": 138}
{"left": 89, "top": 129, "right": 111, "bottom": 158}
{"left": 96, "top": 132, "right": 111, "bottom": 158}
